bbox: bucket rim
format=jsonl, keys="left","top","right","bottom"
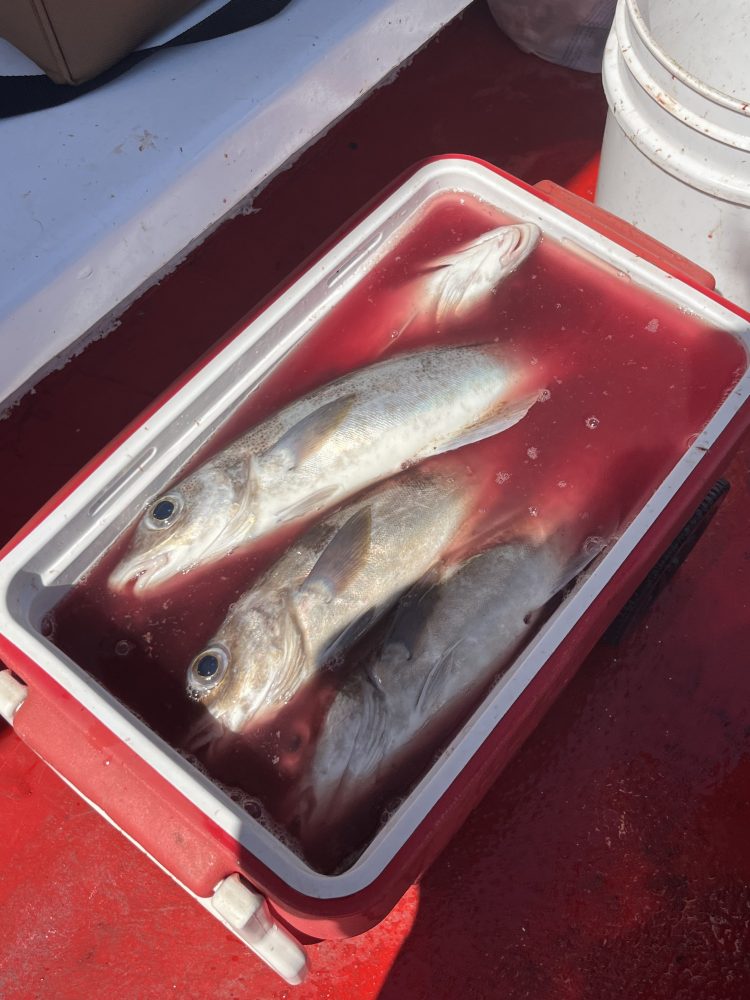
{"left": 606, "top": 6, "right": 750, "bottom": 159}
{"left": 625, "top": 0, "right": 750, "bottom": 117}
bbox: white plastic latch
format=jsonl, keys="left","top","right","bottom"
{"left": 211, "top": 874, "right": 307, "bottom": 985}
{"left": 0, "top": 668, "right": 28, "bottom": 724}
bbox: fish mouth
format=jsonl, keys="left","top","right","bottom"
{"left": 108, "top": 551, "right": 172, "bottom": 593}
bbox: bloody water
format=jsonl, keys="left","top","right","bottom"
{"left": 50, "top": 191, "right": 747, "bottom": 873}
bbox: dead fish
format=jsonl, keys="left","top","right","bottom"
{"left": 424, "top": 223, "right": 540, "bottom": 324}
{"left": 109, "top": 345, "right": 538, "bottom": 592}
{"left": 297, "top": 533, "right": 600, "bottom": 833}
{"left": 185, "top": 474, "right": 475, "bottom": 732}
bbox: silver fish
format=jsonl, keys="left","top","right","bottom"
{"left": 424, "top": 223, "right": 540, "bottom": 324}
{"left": 185, "top": 474, "right": 474, "bottom": 732}
{"left": 297, "top": 534, "right": 598, "bottom": 833}
{"left": 109, "top": 345, "right": 538, "bottom": 592}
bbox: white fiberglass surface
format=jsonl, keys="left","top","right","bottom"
{"left": 0, "top": 0, "right": 472, "bottom": 411}
{"left": 0, "top": 159, "right": 748, "bottom": 897}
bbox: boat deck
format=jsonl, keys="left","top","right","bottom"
{"left": 1, "top": 4, "right": 749, "bottom": 997}
{"left": 0, "top": 0, "right": 470, "bottom": 408}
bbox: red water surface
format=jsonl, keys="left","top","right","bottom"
{"left": 48, "top": 190, "right": 746, "bottom": 871}
{"left": 3, "top": 3, "right": 750, "bottom": 997}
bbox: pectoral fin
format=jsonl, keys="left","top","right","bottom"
{"left": 300, "top": 507, "right": 373, "bottom": 601}
{"left": 415, "top": 640, "right": 463, "bottom": 715}
{"left": 267, "top": 394, "right": 355, "bottom": 470}
{"left": 379, "top": 575, "right": 444, "bottom": 663}
{"left": 319, "top": 607, "right": 377, "bottom": 665}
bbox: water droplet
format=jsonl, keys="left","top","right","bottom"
{"left": 557, "top": 480, "right": 568, "bottom": 489}
{"left": 245, "top": 798, "right": 263, "bottom": 819}
{"left": 537, "top": 388, "right": 551, "bottom": 402}
{"left": 585, "top": 416, "right": 600, "bottom": 430}
{"left": 527, "top": 446, "right": 539, "bottom": 460}
{"left": 528, "top": 506, "right": 539, "bottom": 518}
{"left": 115, "top": 639, "right": 134, "bottom": 657}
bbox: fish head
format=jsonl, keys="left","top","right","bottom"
{"left": 108, "top": 463, "right": 250, "bottom": 592}
{"left": 494, "top": 222, "right": 540, "bottom": 272}
{"left": 186, "top": 595, "right": 307, "bottom": 732}
{"left": 429, "top": 222, "right": 540, "bottom": 321}
{"left": 464, "top": 222, "right": 540, "bottom": 288}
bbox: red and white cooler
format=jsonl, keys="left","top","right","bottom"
{"left": 1, "top": 157, "right": 748, "bottom": 984}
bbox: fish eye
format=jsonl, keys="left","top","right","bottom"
{"left": 187, "top": 645, "right": 229, "bottom": 697}
{"left": 146, "top": 494, "right": 182, "bottom": 529}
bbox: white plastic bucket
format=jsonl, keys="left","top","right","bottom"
{"left": 596, "top": 0, "right": 750, "bottom": 309}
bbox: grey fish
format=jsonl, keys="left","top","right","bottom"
{"left": 297, "top": 534, "right": 599, "bottom": 833}
{"left": 185, "top": 474, "right": 475, "bottom": 732}
{"left": 109, "top": 345, "right": 539, "bottom": 593}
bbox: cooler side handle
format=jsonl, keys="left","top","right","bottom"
{"left": 212, "top": 874, "right": 308, "bottom": 985}
{"left": 534, "top": 179, "right": 717, "bottom": 290}
{"left": 1, "top": 666, "right": 308, "bottom": 984}
{"left": 0, "top": 668, "right": 27, "bottom": 723}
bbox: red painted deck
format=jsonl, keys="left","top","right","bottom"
{"left": 2, "top": 4, "right": 750, "bottom": 997}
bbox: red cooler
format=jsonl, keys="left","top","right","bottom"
{"left": 0, "top": 157, "right": 748, "bottom": 984}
